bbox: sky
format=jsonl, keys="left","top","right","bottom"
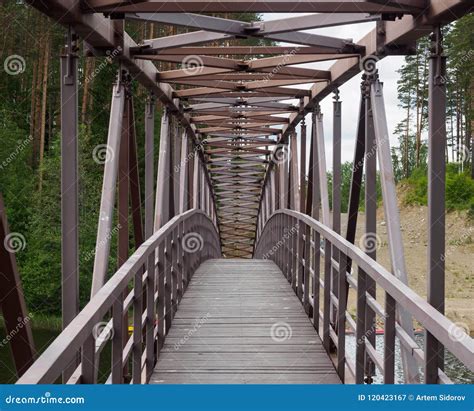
{"left": 263, "top": 13, "right": 406, "bottom": 170}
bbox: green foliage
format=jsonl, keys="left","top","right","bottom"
{"left": 402, "top": 165, "right": 474, "bottom": 211}
{"left": 446, "top": 171, "right": 474, "bottom": 210}
{"left": 0, "top": 114, "right": 35, "bottom": 238}
{"left": 327, "top": 162, "right": 382, "bottom": 213}
{"left": 403, "top": 167, "right": 428, "bottom": 205}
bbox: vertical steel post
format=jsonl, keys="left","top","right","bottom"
{"left": 118, "top": 83, "right": 131, "bottom": 382}
{"left": 352, "top": 91, "right": 368, "bottom": 384}
{"left": 315, "top": 109, "right": 330, "bottom": 226}
{"left": 332, "top": 90, "right": 342, "bottom": 335}
{"left": 179, "top": 131, "right": 189, "bottom": 214}
{"left": 144, "top": 95, "right": 155, "bottom": 239}
{"left": 364, "top": 77, "right": 377, "bottom": 382}
{"left": 310, "top": 109, "right": 321, "bottom": 330}
{"left": 154, "top": 108, "right": 171, "bottom": 230}
{"left": 60, "top": 27, "right": 79, "bottom": 381}
{"left": 144, "top": 94, "right": 156, "bottom": 380}
{"left": 118, "top": 86, "right": 130, "bottom": 269}
{"left": 128, "top": 98, "right": 144, "bottom": 248}
{"left": 425, "top": 26, "right": 447, "bottom": 384}
{"left": 193, "top": 156, "right": 200, "bottom": 209}
{"left": 332, "top": 90, "right": 342, "bottom": 235}
{"left": 300, "top": 120, "right": 307, "bottom": 212}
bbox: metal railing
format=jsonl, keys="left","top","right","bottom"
{"left": 17, "top": 209, "right": 221, "bottom": 384}
{"left": 254, "top": 209, "right": 474, "bottom": 384}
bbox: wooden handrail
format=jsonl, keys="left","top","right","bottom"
{"left": 255, "top": 209, "right": 474, "bottom": 382}
{"left": 17, "top": 209, "right": 220, "bottom": 384}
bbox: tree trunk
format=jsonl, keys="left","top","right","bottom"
{"left": 405, "top": 104, "right": 410, "bottom": 178}
{"left": 38, "top": 30, "right": 50, "bottom": 191}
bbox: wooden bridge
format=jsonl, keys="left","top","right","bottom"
{"left": 1, "top": 0, "right": 473, "bottom": 385}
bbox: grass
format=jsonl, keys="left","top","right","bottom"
{"left": 0, "top": 313, "right": 62, "bottom": 331}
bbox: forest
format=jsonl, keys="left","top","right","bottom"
{"left": 0, "top": 2, "right": 472, "bottom": 317}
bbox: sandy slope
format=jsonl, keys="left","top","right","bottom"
{"left": 342, "top": 205, "right": 473, "bottom": 334}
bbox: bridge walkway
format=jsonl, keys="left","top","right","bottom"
{"left": 150, "top": 259, "right": 340, "bottom": 384}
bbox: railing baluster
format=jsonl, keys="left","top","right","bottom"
{"left": 112, "top": 293, "right": 124, "bottom": 384}
{"left": 165, "top": 237, "right": 172, "bottom": 334}
{"left": 171, "top": 230, "right": 178, "bottom": 317}
{"left": 303, "top": 223, "right": 311, "bottom": 315}
{"left": 337, "top": 253, "right": 348, "bottom": 381}
{"left": 145, "top": 247, "right": 156, "bottom": 380}
{"left": 322, "top": 238, "right": 332, "bottom": 352}
{"left": 288, "top": 218, "right": 298, "bottom": 292}
{"left": 81, "top": 334, "right": 96, "bottom": 384}
{"left": 297, "top": 221, "right": 304, "bottom": 301}
{"left": 177, "top": 222, "right": 184, "bottom": 302}
{"left": 384, "top": 293, "right": 396, "bottom": 384}
{"left": 313, "top": 228, "right": 321, "bottom": 331}
{"left": 355, "top": 267, "right": 367, "bottom": 384}
{"left": 157, "top": 243, "right": 165, "bottom": 350}
{"left": 133, "top": 269, "right": 143, "bottom": 383}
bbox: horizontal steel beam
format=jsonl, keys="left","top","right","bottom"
{"left": 84, "top": 0, "right": 426, "bottom": 13}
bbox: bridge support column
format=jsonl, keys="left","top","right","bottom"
{"left": 60, "top": 27, "right": 79, "bottom": 381}
{"left": 145, "top": 93, "right": 156, "bottom": 381}
{"left": 364, "top": 78, "right": 377, "bottom": 382}
{"left": 350, "top": 90, "right": 368, "bottom": 384}
{"left": 332, "top": 90, "right": 342, "bottom": 342}
{"left": 308, "top": 110, "right": 320, "bottom": 325}
{"left": 425, "top": 26, "right": 447, "bottom": 384}
{"left": 370, "top": 74, "right": 421, "bottom": 384}
{"left": 154, "top": 108, "right": 171, "bottom": 230}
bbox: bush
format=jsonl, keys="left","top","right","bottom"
{"left": 403, "top": 167, "right": 428, "bottom": 206}
{"left": 402, "top": 166, "right": 474, "bottom": 211}
{"left": 446, "top": 172, "right": 474, "bottom": 210}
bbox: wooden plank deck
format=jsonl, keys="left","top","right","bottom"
{"left": 149, "top": 259, "right": 341, "bottom": 384}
